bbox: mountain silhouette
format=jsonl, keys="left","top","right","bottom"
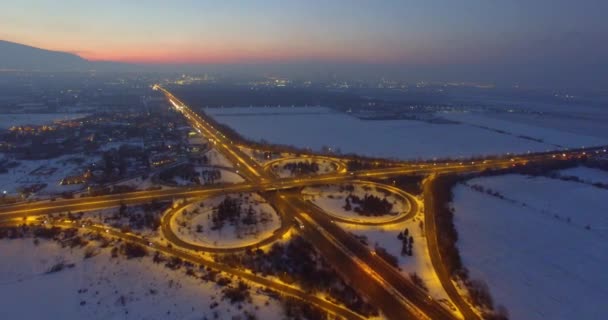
{"left": 0, "top": 40, "right": 93, "bottom": 71}
{"left": 0, "top": 40, "right": 140, "bottom": 72}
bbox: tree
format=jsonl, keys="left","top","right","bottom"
{"left": 343, "top": 197, "right": 352, "bottom": 211}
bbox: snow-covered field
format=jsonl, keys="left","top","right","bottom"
{"left": 0, "top": 153, "right": 97, "bottom": 197}
{"left": 172, "top": 193, "right": 281, "bottom": 248}
{"left": 0, "top": 113, "right": 88, "bottom": 129}
{"left": 204, "top": 106, "right": 607, "bottom": 160}
{"left": 480, "top": 105, "right": 608, "bottom": 141}
{"left": 0, "top": 238, "right": 283, "bottom": 320}
{"left": 452, "top": 173, "right": 608, "bottom": 320}
{"left": 303, "top": 183, "right": 410, "bottom": 223}
{"left": 441, "top": 112, "right": 606, "bottom": 148}
{"left": 556, "top": 166, "right": 608, "bottom": 185}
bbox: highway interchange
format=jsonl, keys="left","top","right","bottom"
{"left": 0, "top": 85, "right": 606, "bottom": 320}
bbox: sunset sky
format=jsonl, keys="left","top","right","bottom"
{"left": 2, "top": 0, "right": 606, "bottom": 66}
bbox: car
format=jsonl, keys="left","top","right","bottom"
{"left": 294, "top": 217, "right": 305, "bottom": 229}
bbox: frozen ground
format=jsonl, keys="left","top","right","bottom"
{"left": 556, "top": 166, "right": 608, "bottom": 185}
{"left": 0, "top": 238, "right": 284, "bottom": 320}
{"left": 205, "top": 149, "right": 234, "bottom": 168}
{"left": 115, "top": 175, "right": 166, "bottom": 191}
{"left": 0, "top": 153, "right": 97, "bottom": 197}
{"left": 0, "top": 113, "right": 88, "bottom": 129}
{"left": 204, "top": 106, "right": 607, "bottom": 160}
{"left": 193, "top": 165, "right": 244, "bottom": 185}
{"left": 481, "top": 105, "right": 608, "bottom": 141}
{"left": 196, "top": 166, "right": 245, "bottom": 184}
{"left": 303, "top": 183, "right": 409, "bottom": 223}
{"left": 165, "top": 166, "right": 244, "bottom": 187}
{"left": 270, "top": 158, "right": 337, "bottom": 178}
{"left": 452, "top": 173, "right": 608, "bottom": 320}
{"left": 172, "top": 193, "right": 281, "bottom": 248}
{"left": 239, "top": 146, "right": 296, "bottom": 165}
{"left": 441, "top": 112, "right": 606, "bottom": 149}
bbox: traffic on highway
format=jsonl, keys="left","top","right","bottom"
{"left": 1, "top": 85, "right": 606, "bottom": 320}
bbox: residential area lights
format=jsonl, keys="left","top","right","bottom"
{"left": 0, "top": 85, "right": 604, "bottom": 320}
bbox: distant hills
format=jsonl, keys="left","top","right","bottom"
{"left": 0, "top": 40, "right": 133, "bottom": 72}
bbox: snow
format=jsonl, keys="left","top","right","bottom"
{"left": 115, "top": 175, "right": 166, "bottom": 191}
{"left": 194, "top": 166, "right": 244, "bottom": 184}
{"left": 157, "top": 165, "right": 244, "bottom": 187}
{"left": 204, "top": 106, "right": 608, "bottom": 160}
{"left": 556, "top": 166, "right": 608, "bottom": 185}
{"left": 452, "top": 174, "right": 608, "bottom": 320}
{"left": 481, "top": 107, "right": 608, "bottom": 141}
{"left": 205, "top": 149, "right": 234, "bottom": 168}
{"left": 217, "top": 170, "right": 245, "bottom": 184}
{"left": 0, "top": 238, "right": 284, "bottom": 320}
{"left": 461, "top": 174, "right": 608, "bottom": 232}
{"left": 303, "top": 184, "right": 410, "bottom": 223}
{"left": 0, "top": 153, "right": 97, "bottom": 197}
{"left": 172, "top": 193, "right": 281, "bottom": 248}
{"left": 270, "top": 158, "right": 338, "bottom": 178}
{"left": 441, "top": 112, "right": 605, "bottom": 148}
{"left": 0, "top": 113, "right": 88, "bottom": 129}
{"left": 337, "top": 213, "right": 459, "bottom": 314}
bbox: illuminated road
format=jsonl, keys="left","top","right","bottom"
{"left": 423, "top": 174, "right": 478, "bottom": 320}
{"left": 159, "top": 197, "right": 293, "bottom": 253}
{"left": 262, "top": 155, "right": 348, "bottom": 176}
{"left": 157, "top": 85, "right": 453, "bottom": 319}
{"left": 0, "top": 84, "right": 605, "bottom": 319}
{"left": 2, "top": 147, "right": 597, "bottom": 219}
{"left": 0, "top": 219, "right": 365, "bottom": 320}
{"left": 301, "top": 180, "right": 419, "bottom": 226}
{"left": 157, "top": 86, "right": 264, "bottom": 182}
{"left": 274, "top": 192, "right": 455, "bottom": 320}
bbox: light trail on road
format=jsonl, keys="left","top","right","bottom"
{"left": 1, "top": 84, "right": 606, "bottom": 320}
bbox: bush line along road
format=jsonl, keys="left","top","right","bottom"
{"left": 0, "top": 85, "right": 606, "bottom": 319}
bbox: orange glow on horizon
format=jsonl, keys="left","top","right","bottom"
{"left": 79, "top": 48, "right": 409, "bottom": 65}
{"left": 4, "top": 35, "right": 438, "bottom": 66}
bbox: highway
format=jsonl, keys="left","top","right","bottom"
{"left": 156, "top": 85, "right": 454, "bottom": 319}
{"left": 1, "top": 84, "right": 606, "bottom": 319}
{"left": 0, "top": 149, "right": 596, "bottom": 220}
{"left": 276, "top": 193, "right": 456, "bottom": 320}
{"left": 269, "top": 192, "right": 422, "bottom": 319}
{"left": 156, "top": 86, "right": 265, "bottom": 183}
{"left": 423, "top": 175, "right": 479, "bottom": 320}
